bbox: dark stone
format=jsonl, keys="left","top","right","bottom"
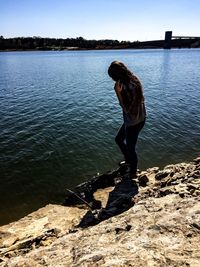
{"left": 68, "top": 229, "right": 78, "bottom": 234}
{"left": 125, "top": 224, "right": 132, "bottom": 231}
{"left": 193, "top": 157, "right": 200, "bottom": 164}
{"left": 191, "top": 222, "right": 200, "bottom": 231}
{"left": 179, "top": 193, "right": 185, "bottom": 198}
{"left": 155, "top": 170, "right": 171, "bottom": 180}
{"left": 160, "top": 179, "right": 168, "bottom": 188}
{"left": 186, "top": 232, "right": 193, "bottom": 237}
{"left": 160, "top": 188, "right": 175, "bottom": 196}
{"left": 187, "top": 183, "right": 199, "bottom": 191}
{"left": 138, "top": 175, "right": 149, "bottom": 187}
{"left": 115, "top": 227, "right": 124, "bottom": 234}
{"left": 91, "top": 255, "right": 103, "bottom": 262}
{"left": 115, "top": 224, "right": 132, "bottom": 234}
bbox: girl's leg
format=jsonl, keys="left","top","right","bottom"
{"left": 125, "top": 120, "right": 145, "bottom": 175}
{"left": 115, "top": 124, "right": 129, "bottom": 163}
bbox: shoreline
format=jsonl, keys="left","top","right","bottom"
{"left": 0, "top": 47, "right": 167, "bottom": 52}
{"left": 0, "top": 157, "right": 199, "bottom": 266}
{"left": 1, "top": 47, "right": 200, "bottom": 53}
{"left": 0, "top": 155, "right": 199, "bottom": 227}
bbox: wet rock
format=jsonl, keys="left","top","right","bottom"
{"left": 193, "top": 157, "right": 200, "bottom": 164}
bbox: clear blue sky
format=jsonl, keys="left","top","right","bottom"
{"left": 0, "top": 0, "right": 199, "bottom": 41}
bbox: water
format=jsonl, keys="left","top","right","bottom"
{"left": 0, "top": 49, "right": 200, "bottom": 225}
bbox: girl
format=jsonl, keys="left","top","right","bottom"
{"left": 108, "top": 61, "right": 146, "bottom": 178}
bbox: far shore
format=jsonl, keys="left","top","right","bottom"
{"left": 0, "top": 46, "right": 163, "bottom": 52}
{"left": 1, "top": 46, "right": 200, "bottom": 53}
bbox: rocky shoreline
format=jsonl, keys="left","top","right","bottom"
{"left": 0, "top": 158, "right": 200, "bottom": 266}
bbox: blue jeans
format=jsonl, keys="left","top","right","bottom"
{"left": 115, "top": 120, "right": 145, "bottom": 174}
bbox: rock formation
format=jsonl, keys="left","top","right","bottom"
{"left": 0, "top": 158, "right": 200, "bottom": 266}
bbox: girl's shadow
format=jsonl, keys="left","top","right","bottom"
{"left": 78, "top": 178, "right": 138, "bottom": 228}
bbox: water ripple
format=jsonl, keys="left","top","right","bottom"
{"left": 0, "top": 49, "right": 200, "bottom": 225}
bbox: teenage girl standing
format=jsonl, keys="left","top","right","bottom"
{"left": 108, "top": 61, "right": 146, "bottom": 178}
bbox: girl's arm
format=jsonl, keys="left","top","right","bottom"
{"left": 114, "top": 81, "right": 128, "bottom": 113}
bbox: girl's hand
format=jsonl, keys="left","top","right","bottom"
{"left": 114, "top": 81, "right": 123, "bottom": 93}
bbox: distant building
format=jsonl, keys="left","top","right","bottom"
{"left": 164, "top": 31, "right": 172, "bottom": 49}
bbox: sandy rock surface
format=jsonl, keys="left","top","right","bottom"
{"left": 0, "top": 158, "right": 200, "bottom": 266}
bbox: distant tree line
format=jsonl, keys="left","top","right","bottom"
{"left": 0, "top": 36, "right": 135, "bottom": 50}
{"left": 1, "top": 35, "right": 199, "bottom": 51}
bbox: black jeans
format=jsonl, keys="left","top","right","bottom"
{"left": 115, "top": 120, "right": 145, "bottom": 174}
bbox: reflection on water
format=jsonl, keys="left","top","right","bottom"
{"left": 0, "top": 49, "right": 200, "bottom": 225}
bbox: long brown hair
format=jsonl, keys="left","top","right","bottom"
{"left": 108, "top": 61, "right": 144, "bottom": 106}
